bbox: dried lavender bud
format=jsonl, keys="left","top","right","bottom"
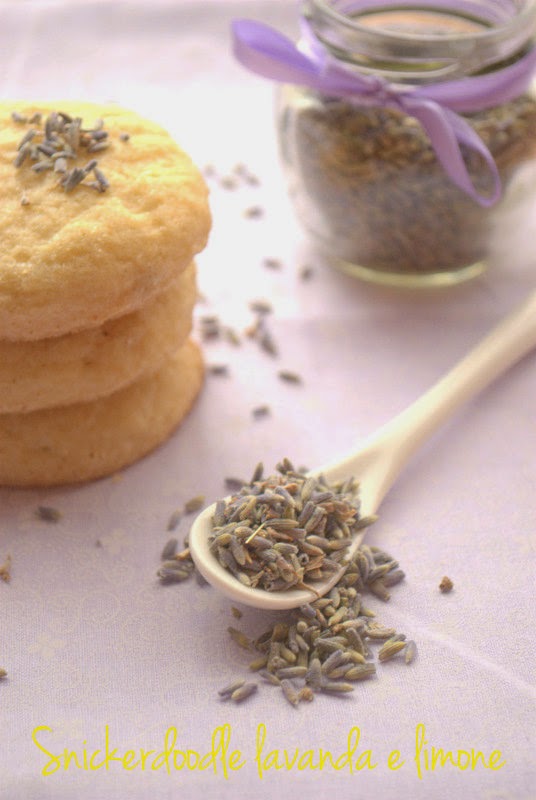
{"left": 11, "top": 109, "right": 112, "bottom": 193}
{"left": 439, "top": 575, "right": 454, "bottom": 593}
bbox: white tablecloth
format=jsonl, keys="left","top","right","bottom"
{"left": 1, "top": 2, "right": 535, "bottom": 798}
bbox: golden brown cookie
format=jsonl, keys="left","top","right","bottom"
{"left": 0, "top": 338, "right": 203, "bottom": 487}
{"left": 0, "top": 101, "right": 211, "bottom": 340}
{"left": 0, "top": 262, "right": 197, "bottom": 413}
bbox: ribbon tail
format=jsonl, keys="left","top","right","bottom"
{"left": 232, "top": 19, "right": 321, "bottom": 87}
{"left": 404, "top": 97, "right": 501, "bottom": 207}
{"left": 232, "top": 19, "right": 381, "bottom": 97}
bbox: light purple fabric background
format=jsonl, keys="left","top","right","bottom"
{"left": 0, "top": 2, "right": 535, "bottom": 798}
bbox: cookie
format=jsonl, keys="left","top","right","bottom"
{"left": 0, "top": 262, "right": 197, "bottom": 413}
{"left": 0, "top": 102, "right": 211, "bottom": 340}
{"left": 0, "top": 338, "right": 204, "bottom": 487}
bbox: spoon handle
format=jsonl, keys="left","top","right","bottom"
{"left": 343, "top": 290, "right": 536, "bottom": 511}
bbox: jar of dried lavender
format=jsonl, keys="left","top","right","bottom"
{"left": 233, "top": 1, "right": 536, "bottom": 287}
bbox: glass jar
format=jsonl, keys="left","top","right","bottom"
{"left": 275, "top": 0, "right": 536, "bottom": 287}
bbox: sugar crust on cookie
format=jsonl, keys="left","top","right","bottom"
{"left": 0, "top": 262, "right": 197, "bottom": 413}
{"left": 0, "top": 101, "right": 211, "bottom": 340}
{"left": 0, "top": 338, "right": 204, "bottom": 487}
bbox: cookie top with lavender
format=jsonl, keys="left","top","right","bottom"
{"left": 0, "top": 101, "right": 210, "bottom": 341}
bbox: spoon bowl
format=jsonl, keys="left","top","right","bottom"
{"left": 190, "top": 290, "right": 536, "bottom": 610}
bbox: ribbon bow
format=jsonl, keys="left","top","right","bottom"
{"left": 232, "top": 18, "right": 536, "bottom": 206}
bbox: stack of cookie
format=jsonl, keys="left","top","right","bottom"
{"left": 0, "top": 102, "right": 211, "bottom": 487}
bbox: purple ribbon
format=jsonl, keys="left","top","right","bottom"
{"left": 232, "top": 18, "right": 536, "bottom": 206}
